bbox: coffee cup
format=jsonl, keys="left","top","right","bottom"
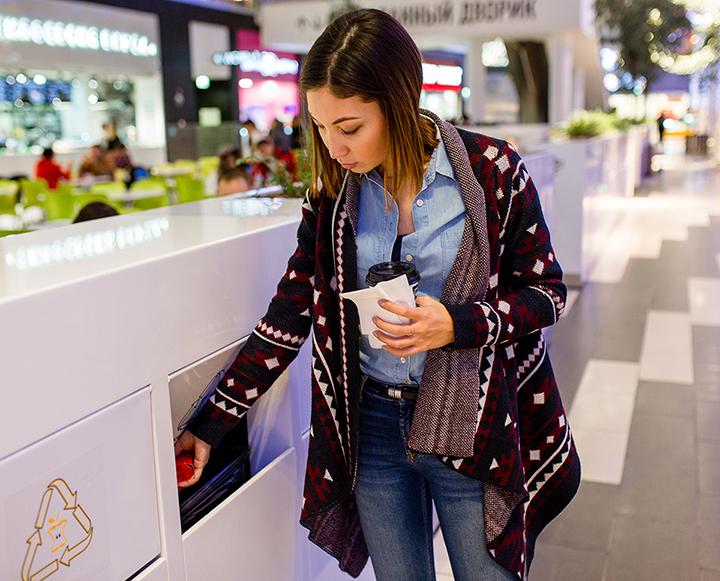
{"left": 366, "top": 261, "right": 420, "bottom": 299}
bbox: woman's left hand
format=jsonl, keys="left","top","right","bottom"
{"left": 373, "top": 296, "right": 454, "bottom": 356}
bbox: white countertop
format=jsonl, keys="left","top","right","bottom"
{"left": 0, "top": 195, "right": 303, "bottom": 303}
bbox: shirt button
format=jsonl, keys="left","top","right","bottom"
{"left": 416, "top": 199, "right": 424, "bottom": 207}
{"left": 405, "top": 254, "right": 413, "bottom": 261}
{"left": 401, "top": 357, "right": 407, "bottom": 363}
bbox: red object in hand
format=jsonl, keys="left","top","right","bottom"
{"left": 176, "top": 450, "right": 195, "bottom": 489}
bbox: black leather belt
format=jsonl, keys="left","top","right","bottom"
{"left": 364, "top": 376, "right": 419, "bottom": 400}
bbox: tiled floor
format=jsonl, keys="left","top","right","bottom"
{"left": 528, "top": 150, "right": 720, "bottom": 581}
{"left": 433, "top": 148, "right": 720, "bottom": 580}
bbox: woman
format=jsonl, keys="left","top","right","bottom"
{"left": 176, "top": 9, "right": 580, "bottom": 581}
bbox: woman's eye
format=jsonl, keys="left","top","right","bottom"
{"left": 340, "top": 127, "right": 359, "bottom": 136}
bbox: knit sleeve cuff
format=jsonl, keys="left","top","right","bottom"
{"left": 444, "top": 303, "right": 489, "bottom": 350}
{"left": 188, "top": 406, "right": 238, "bottom": 449}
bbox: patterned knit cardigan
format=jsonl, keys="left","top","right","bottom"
{"left": 190, "top": 118, "right": 581, "bottom": 580}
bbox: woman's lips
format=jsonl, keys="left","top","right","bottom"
{"left": 341, "top": 162, "right": 357, "bottom": 170}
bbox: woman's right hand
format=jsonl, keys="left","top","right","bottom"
{"left": 175, "top": 431, "right": 211, "bottom": 488}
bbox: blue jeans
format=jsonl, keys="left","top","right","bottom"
{"left": 354, "top": 383, "right": 518, "bottom": 581}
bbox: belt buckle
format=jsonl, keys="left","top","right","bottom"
{"left": 387, "top": 387, "right": 403, "bottom": 399}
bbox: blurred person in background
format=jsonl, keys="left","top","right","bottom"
{"left": 218, "top": 148, "right": 242, "bottom": 174}
{"left": 270, "top": 118, "right": 293, "bottom": 153}
{"left": 35, "top": 148, "right": 70, "bottom": 190}
{"left": 217, "top": 166, "right": 252, "bottom": 196}
{"left": 72, "top": 201, "right": 119, "bottom": 223}
{"left": 249, "top": 138, "right": 276, "bottom": 185}
{"left": 251, "top": 138, "right": 298, "bottom": 186}
{"left": 240, "top": 119, "right": 263, "bottom": 158}
{"left": 106, "top": 144, "right": 134, "bottom": 184}
{"left": 79, "top": 145, "right": 113, "bottom": 178}
{"left": 290, "top": 115, "right": 304, "bottom": 150}
{"left": 102, "top": 121, "right": 123, "bottom": 151}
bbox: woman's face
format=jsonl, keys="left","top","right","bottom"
{"left": 306, "top": 87, "right": 388, "bottom": 175}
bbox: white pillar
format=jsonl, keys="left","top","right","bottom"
{"left": 134, "top": 73, "right": 167, "bottom": 148}
{"left": 573, "top": 69, "right": 586, "bottom": 111}
{"left": 547, "top": 34, "right": 575, "bottom": 124}
{"left": 464, "top": 38, "right": 486, "bottom": 124}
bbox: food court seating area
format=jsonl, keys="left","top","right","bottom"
{"left": 0, "top": 157, "right": 221, "bottom": 238}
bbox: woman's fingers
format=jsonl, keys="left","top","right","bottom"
{"left": 372, "top": 315, "right": 415, "bottom": 337}
{"left": 373, "top": 297, "right": 455, "bottom": 354}
{"left": 176, "top": 432, "right": 212, "bottom": 488}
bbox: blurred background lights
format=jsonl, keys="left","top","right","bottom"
{"left": 604, "top": 73, "right": 622, "bottom": 92}
{"left": 238, "top": 78, "right": 253, "bottom": 88}
{"left": 481, "top": 38, "right": 509, "bottom": 67}
{"left": 600, "top": 48, "right": 620, "bottom": 71}
{"left": 33, "top": 74, "right": 46, "bottom": 85}
{"left": 195, "top": 75, "right": 210, "bottom": 89}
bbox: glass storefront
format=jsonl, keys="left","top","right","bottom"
{"left": 420, "top": 59, "right": 463, "bottom": 122}
{"left": 0, "top": 72, "right": 148, "bottom": 154}
{"left": 0, "top": 0, "right": 165, "bottom": 159}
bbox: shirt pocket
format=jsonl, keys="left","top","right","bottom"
{"left": 440, "top": 228, "right": 463, "bottom": 277}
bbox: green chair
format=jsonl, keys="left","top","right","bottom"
{"left": 0, "top": 179, "right": 19, "bottom": 213}
{"left": 19, "top": 179, "right": 48, "bottom": 207}
{"left": 0, "top": 192, "right": 16, "bottom": 214}
{"left": 199, "top": 156, "right": 219, "bottom": 177}
{"left": 90, "top": 181, "right": 126, "bottom": 197}
{"left": 44, "top": 191, "right": 76, "bottom": 221}
{"left": 131, "top": 178, "right": 168, "bottom": 193}
{"left": 130, "top": 179, "right": 169, "bottom": 211}
{"left": 0, "top": 229, "right": 31, "bottom": 238}
{"left": 176, "top": 176, "right": 207, "bottom": 204}
{"left": 56, "top": 183, "right": 77, "bottom": 197}
{"left": 72, "top": 192, "right": 121, "bottom": 217}
{"left": 89, "top": 182, "right": 139, "bottom": 214}
{"left": 133, "top": 194, "right": 169, "bottom": 211}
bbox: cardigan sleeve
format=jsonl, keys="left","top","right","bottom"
{"left": 445, "top": 146, "right": 566, "bottom": 350}
{"left": 189, "top": 193, "right": 318, "bottom": 447}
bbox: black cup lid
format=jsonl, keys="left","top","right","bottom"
{"left": 366, "top": 261, "right": 420, "bottom": 287}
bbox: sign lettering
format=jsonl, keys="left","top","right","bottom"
{"left": 0, "top": 16, "right": 158, "bottom": 56}
{"left": 459, "top": 0, "right": 536, "bottom": 25}
{"left": 213, "top": 50, "right": 299, "bottom": 77}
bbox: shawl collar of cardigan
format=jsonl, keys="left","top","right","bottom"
{"left": 337, "top": 110, "right": 491, "bottom": 457}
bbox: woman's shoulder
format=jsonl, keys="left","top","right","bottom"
{"left": 452, "top": 126, "right": 520, "bottom": 164}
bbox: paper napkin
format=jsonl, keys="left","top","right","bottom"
{"left": 340, "top": 275, "right": 416, "bottom": 348}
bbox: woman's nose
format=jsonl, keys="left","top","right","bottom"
{"left": 327, "top": 136, "right": 348, "bottom": 160}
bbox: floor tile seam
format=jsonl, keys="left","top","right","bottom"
{"left": 599, "top": 508, "right": 620, "bottom": 581}
{"left": 570, "top": 425, "right": 633, "bottom": 436}
{"left": 614, "top": 509, "right": 700, "bottom": 527}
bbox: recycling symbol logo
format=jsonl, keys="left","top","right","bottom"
{"left": 22, "top": 479, "right": 93, "bottom": 581}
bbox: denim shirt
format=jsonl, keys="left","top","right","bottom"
{"left": 356, "top": 135, "right": 466, "bottom": 385}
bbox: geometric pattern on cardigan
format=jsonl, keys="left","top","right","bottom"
{"left": 189, "top": 120, "right": 581, "bottom": 580}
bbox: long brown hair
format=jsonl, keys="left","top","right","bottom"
{"left": 300, "top": 9, "right": 437, "bottom": 200}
